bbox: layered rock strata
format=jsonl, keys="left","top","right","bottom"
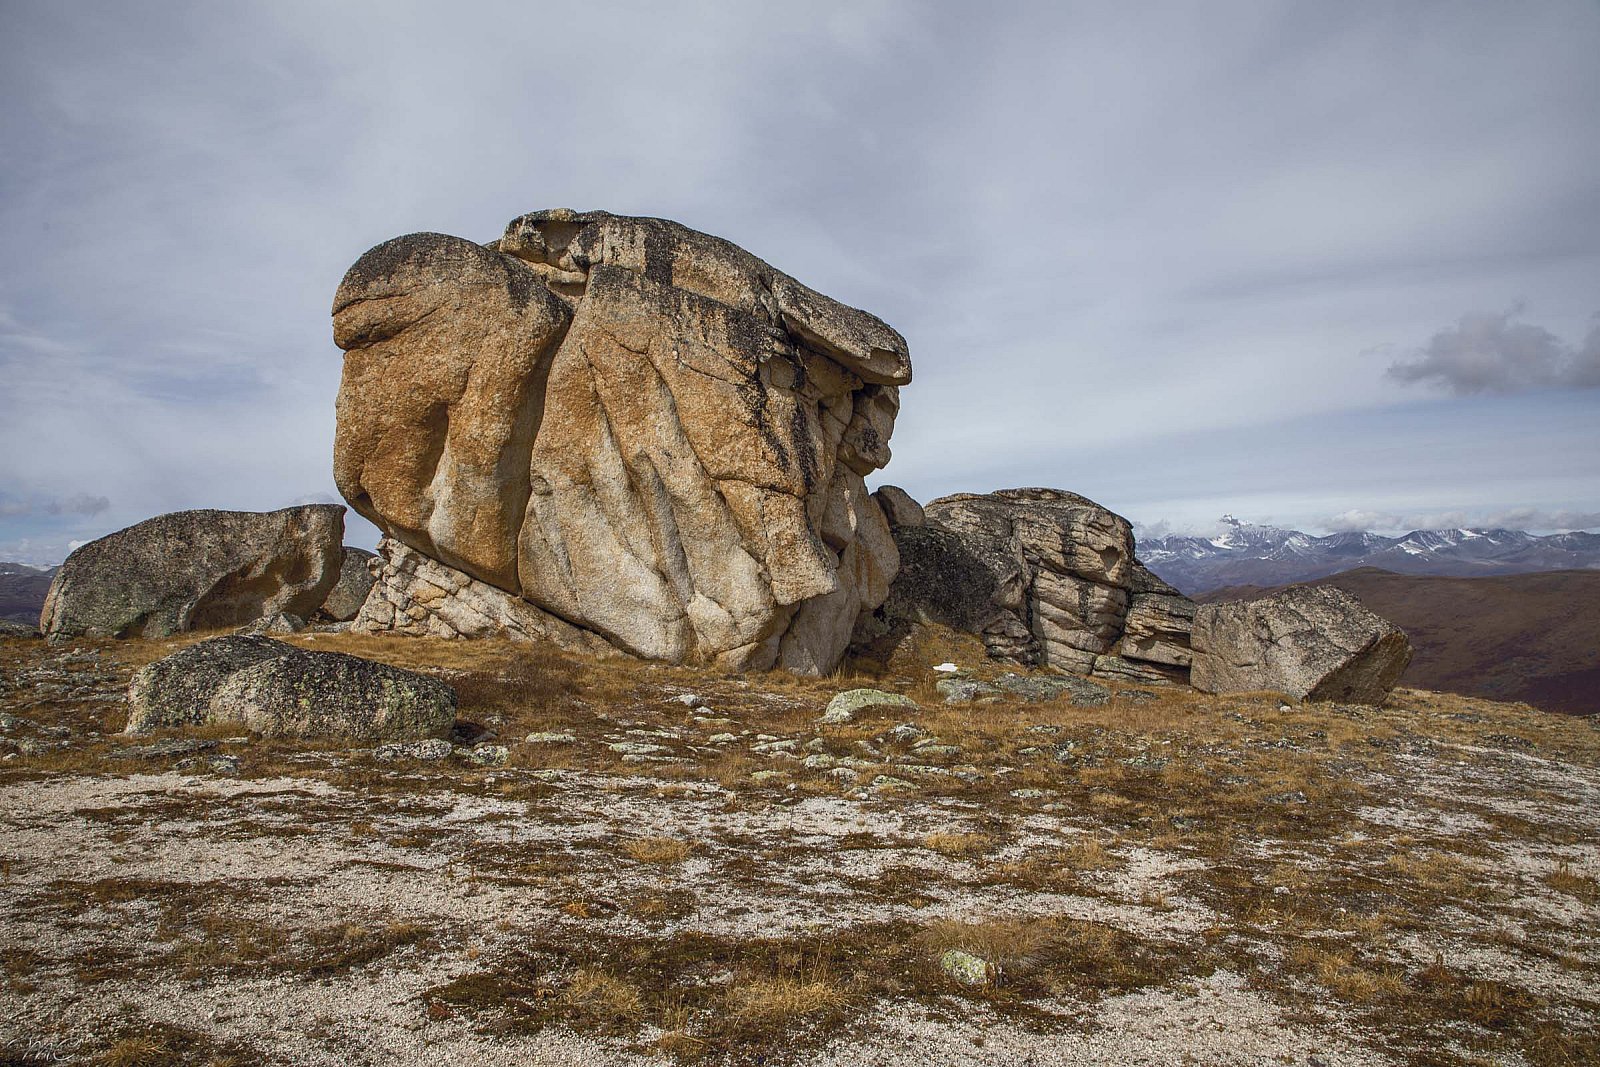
{"left": 333, "top": 209, "right": 910, "bottom": 674}
{"left": 856, "top": 487, "right": 1195, "bottom": 684}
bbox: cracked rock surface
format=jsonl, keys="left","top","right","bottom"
{"left": 332, "top": 209, "right": 910, "bottom": 675}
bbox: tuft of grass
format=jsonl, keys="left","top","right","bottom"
{"left": 1544, "top": 861, "right": 1599, "bottom": 902}
{"left": 563, "top": 968, "right": 644, "bottom": 1027}
{"left": 727, "top": 973, "right": 850, "bottom": 1020}
{"left": 95, "top": 1037, "right": 173, "bottom": 1067}
{"left": 624, "top": 837, "right": 693, "bottom": 865}
{"left": 923, "top": 832, "right": 993, "bottom": 858}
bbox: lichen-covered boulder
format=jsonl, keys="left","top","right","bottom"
{"left": 1189, "top": 585, "right": 1413, "bottom": 703}
{"left": 40, "top": 506, "right": 345, "bottom": 642}
{"left": 208, "top": 649, "right": 456, "bottom": 740}
{"left": 125, "top": 635, "right": 296, "bottom": 733}
{"left": 332, "top": 209, "right": 911, "bottom": 675}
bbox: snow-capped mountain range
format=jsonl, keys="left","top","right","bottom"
{"left": 1138, "top": 516, "right": 1600, "bottom": 595}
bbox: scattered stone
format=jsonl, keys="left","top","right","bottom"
{"left": 1190, "top": 586, "right": 1413, "bottom": 703}
{"left": 669, "top": 694, "right": 706, "bottom": 709}
{"left": 209, "top": 650, "right": 457, "bottom": 740}
{"left": 749, "top": 770, "right": 789, "bottom": 784}
{"left": 109, "top": 738, "right": 218, "bottom": 761}
{"left": 175, "top": 754, "right": 241, "bottom": 775}
{"left": 994, "top": 672, "right": 1111, "bottom": 707}
{"left": 868, "top": 775, "right": 915, "bottom": 792}
{"left": 912, "top": 744, "right": 963, "bottom": 759}
{"left": 1009, "top": 788, "right": 1049, "bottom": 799}
{"left": 1485, "top": 734, "right": 1535, "bottom": 751}
{"left": 885, "top": 723, "right": 929, "bottom": 745}
{"left": 126, "top": 636, "right": 298, "bottom": 733}
{"left": 524, "top": 731, "right": 577, "bottom": 744}
{"left": 751, "top": 739, "right": 799, "bottom": 754}
{"left": 707, "top": 733, "right": 738, "bottom": 744}
{"left": 932, "top": 662, "right": 959, "bottom": 673}
{"left": 373, "top": 739, "right": 454, "bottom": 762}
{"left": 41, "top": 505, "right": 345, "bottom": 642}
{"left": 935, "top": 677, "right": 1003, "bottom": 704}
{"left": 235, "top": 612, "right": 307, "bottom": 636}
{"left": 608, "top": 741, "right": 672, "bottom": 756}
{"left": 820, "top": 688, "right": 918, "bottom": 724}
{"left": 939, "top": 949, "right": 994, "bottom": 987}
{"left": 803, "top": 753, "right": 837, "bottom": 770}
{"left": 460, "top": 743, "right": 510, "bottom": 767}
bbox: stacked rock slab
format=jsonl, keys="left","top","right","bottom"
{"left": 40, "top": 506, "right": 345, "bottom": 642}
{"left": 1190, "top": 585, "right": 1412, "bottom": 703}
{"left": 332, "top": 209, "right": 910, "bottom": 675}
{"left": 855, "top": 487, "right": 1195, "bottom": 683}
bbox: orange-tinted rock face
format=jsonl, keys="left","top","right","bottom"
{"left": 332, "top": 210, "right": 910, "bottom": 674}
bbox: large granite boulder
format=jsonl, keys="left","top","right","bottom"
{"left": 40, "top": 506, "right": 345, "bottom": 642}
{"left": 209, "top": 649, "right": 457, "bottom": 740}
{"left": 332, "top": 209, "right": 911, "bottom": 675}
{"left": 126, "top": 635, "right": 295, "bottom": 733}
{"left": 317, "top": 547, "right": 378, "bottom": 622}
{"left": 852, "top": 487, "right": 1198, "bottom": 684}
{"left": 1189, "top": 585, "right": 1412, "bottom": 703}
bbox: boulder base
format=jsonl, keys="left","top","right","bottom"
{"left": 209, "top": 649, "right": 457, "bottom": 740}
{"left": 1189, "top": 585, "right": 1413, "bottom": 703}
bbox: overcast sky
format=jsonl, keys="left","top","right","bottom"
{"left": 2, "top": 0, "right": 1597, "bottom": 564}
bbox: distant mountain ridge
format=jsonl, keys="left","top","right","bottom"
{"left": 0, "top": 561, "right": 57, "bottom": 626}
{"left": 1139, "top": 516, "right": 1600, "bottom": 594}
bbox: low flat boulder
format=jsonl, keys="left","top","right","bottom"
{"left": 40, "top": 506, "right": 345, "bottom": 642}
{"left": 1189, "top": 585, "right": 1412, "bottom": 704}
{"left": 126, "top": 635, "right": 296, "bottom": 733}
{"left": 820, "top": 688, "right": 919, "bottom": 724}
{"left": 209, "top": 649, "right": 456, "bottom": 740}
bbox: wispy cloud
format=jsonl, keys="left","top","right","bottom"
{"left": 0, "top": 493, "right": 110, "bottom": 519}
{"left": 1323, "top": 506, "right": 1600, "bottom": 534}
{"left": 1386, "top": 308, "right": 1600, "bottom": 394}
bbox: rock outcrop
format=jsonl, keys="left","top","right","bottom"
{"left": 1189, "top": 585, "right": 1413, "bottom": 703}
{"left": 854, "top": 487, "right": 1194, "bottom": 683}
{"left": 318, "top": 547, "right": 377, "bottom": 622}
{"left": 332, "top": 209, "right": 910, "bottom": 674}
{"left": 40, "top": 507, "right": 345, "bottom": 642}
{"left": 126, "top": 636, "right": 456, "bottom": 740}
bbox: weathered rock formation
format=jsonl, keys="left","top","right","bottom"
{"left": 127, "top": 636, "right": 456, "bottom": 740}
{"left": 1189, "top": 585, "right": 1413, "bottom": 703}
{"left": 855, "top": 488, "right": 1196, "bottom": 684}
{"left": 40, "top": 506, "right": 345, "bottom": 643}
{"left": 332, "top": 209, "right": 910, "bottom": 674}
{"left": 318, "top": 547, "right": 377, "bottom": 622}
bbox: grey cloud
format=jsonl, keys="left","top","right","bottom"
{"left": 1323, "top": 506, "right": 1600, "bottom": 534}
{"left": 0, "top": 493, "right": 109, "bottom": 518}
{"left": 1387, "top": 308, "right": 1600, "bottom": 394}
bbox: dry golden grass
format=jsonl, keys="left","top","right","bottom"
{"left": 1544, "top": 862, "right": 1600, "bottom": 902}
{"left": 1288, "top": 943, "right": 1407, "bottom": 1003}
{"left": 563, "top": 968, "right": 645, "bottom": 1022}
{"left": 94, "top": 1037, "right": 174, "bottom": 1067}
{"left": 726, "top": 974, "right": 851, "bottom": 1020}
{"left": 923, "top": 832, "right": 993, "bottom": 857}
{"left": 624, "top": 837, "right": 694, "bottom": 865}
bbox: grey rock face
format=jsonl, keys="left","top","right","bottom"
{"left": 872, "top": 485, "right": 926, "bottom": 528}
{"left": 41, "top": 506, "right": 345, "bottom": 642}
{"left": 319, "top": 547, "right": 377, "bottom": 622}
{"left": 1189, "top": 585, "right": 1413, "bottom": 703}
{"left": 208, "top": 649, "right": 457, "bottom": 740}
{"left": 126, "top": 635, "right": 297, "bottom": 733}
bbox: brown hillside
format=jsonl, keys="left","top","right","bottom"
{"left": 1200, "top": 567, "right": 1600, "bottom": 715}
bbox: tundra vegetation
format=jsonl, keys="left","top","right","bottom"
{"left": 1, "top": 626, "right": 1596, "bottom": 1066}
